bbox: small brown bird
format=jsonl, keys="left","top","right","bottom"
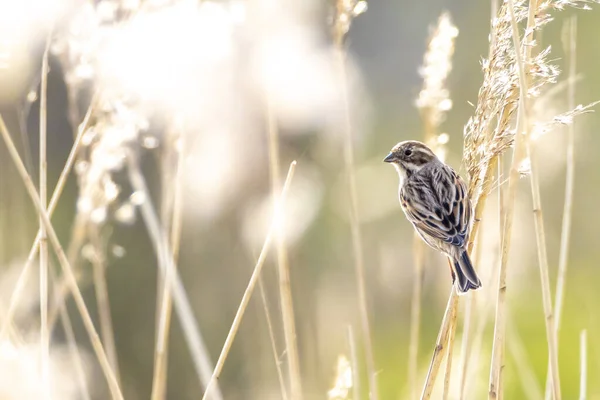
{"left": 384, "top": 140, "right": 481, "bottom": 294}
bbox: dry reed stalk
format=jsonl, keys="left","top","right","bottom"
{"left": 51, "top": 265, "right": 92, "bottom": 400}
{"left": 259, "top": 277, "right": 289, "bottom": 400}
{"left": 442, "top": 277, "right": 458, "bottom": 400}
{"left": 545, "top": 16, "right": 578, "bottom": 400}
{"left": 489, "top": 1, "right": 536, "bottom": 398}
{"left": 0, "top": 93, "right": 98, "bottom": 339}
{"left": 200, "top": 161, "right": 297, "bottom": 400}
{"left": 331, "top": 2, "right": 375, "bottom": 397}
{"left": 90, "top": 229, "right": 121, "bottom": 385}
{"left": 408, "top": 235, "right": 424, "bottom": 400}
{"left": 266, "top": 89, "right": 302, "bottom": 400}
{"left": 0, "top": 114, "right": 124, "bottom": 400}
{"left": 420, "top": 287, "right": 458, "bottom": 400}
{"left": 39, "top": 35, "right": 51, "bottom": 400}
{"left": 411, "top": 14, "right": 458, "bottom": 398}
{"left": 515, "top": 0, "right": 562, "bottom": 397}
{"left": 579, "top": 330, "right": 587, "bottom": 400}
{"left": 151, "top": 127, "right": 186, "bottom": 400}
{"left": 347, "top": 325, "right": 360, "bottom": 400}
{"left": 127, "top": 156, "right": 222, "bottom": 400}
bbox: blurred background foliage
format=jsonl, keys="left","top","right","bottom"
{"left": 0, "top": 0, "right": 599, "bottom": 399}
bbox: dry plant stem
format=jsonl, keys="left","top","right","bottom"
{"left": 489, "top": 0, "right": 538, "bottom": 398}
{"left": 0, "top": 93, "right": 98, "bottom": 339}
{"left": 266, "top": 90, "right": 302, "bottom": 399}
{"left": 335, "top": 46, "right": 378, "bottom": 400}
{"left": 579, "top": 330, "right": 587, "bottom": 400}
{"left": 39, "top": 35, "right": 50, "bottom": 400}
{"left": 0, "top": 114, "right": 124, "bottom": 400}
{"left": 201, "top": 161, "right": 297, "bottom": 400}
{"left": 545, "top": 16, "right": 578, "bottom": 400}
{"left": 259, "top": 277, "right": 289, "bottom": 400}
{"left": 347, "top": 325, "right": 361, "bottom": 400}
{"left": 457, "top": 230, "right": 484, "bottom": 400}
{"left": 527, "top": 139, "right": 561, "bottom": 399}
{"left": 420, "top": 287, "right": 458, "bottom": 400}
{"left": 442, "top": 276, "right": 458, "bottom": 400}
{"left": 408, "top": 235, "right": 425, "bottom": 400}
{"left": 151, "top": 132, "right": 186, "bottom": 400}
{"left": 422, "top": 158, "right": 496, "bottom": 400}
{"left": 90, "top": 230, "right": 121, "bottom": 385}
{"left": 52, "top": 266, "right": 92, "bottom": 400}
{"left": 127, "top": 157, "right": 222, "bottom": 400}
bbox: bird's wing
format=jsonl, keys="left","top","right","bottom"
{"left": 400, "top": 167, "right": 471, "bottom": 248}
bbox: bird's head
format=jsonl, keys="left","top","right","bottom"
{"left": 383, "top": 140, "right": 438, "bottom": 177}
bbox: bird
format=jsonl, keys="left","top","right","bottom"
{"left": 383, "top": 140, "right": 481, "bottom": 294}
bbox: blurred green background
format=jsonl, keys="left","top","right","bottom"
{"left": 0, "top": 0, "right": 599, "bottom": 399}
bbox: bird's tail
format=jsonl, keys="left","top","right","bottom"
{"left": 454, "top": 250, "right": 482, "bottom": 294}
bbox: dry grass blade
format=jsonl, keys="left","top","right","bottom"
{"left": 0, "top": 114, "right": 124, "bottom": 400}
{"left": 127, "top": 156, "right": 222, "bottom": 400}
{"left": 259, "top": 277, "right": 289, "bottom": 400}
{"left": 151, "top": 130, "right": 186, "bottom": 400}
{"left": 545, "top": 16, "right": 578, "bottom": 400}
{"left": 408, "top": 236, "right": 424, "bottom": 400}
{"left": 488, "top": 0, "right": 530, "bottom": 397}
{"left": 579, "top": 330, "right": 587, "bottom": 400}
{"left": 442, "top": 286, "right": 458, "bottom": 400}
{"left": 420, "top": 287, "right": 458, "bottom": 400}
{"left": 201, "top": 161, "right": 297, "bottom": 400}
{"left": 347, "top": 325, "right": 360, "bottom": 400}
{"left": 266, "top": 89, "right": 302, "bottom": 399}
{"left": 334, "top": 38, "right": 378, "bottom": 400}
{"left": 332, "top": 2, "right": 376, "bottom": 397}
{"left": 39, "top": 34, "right": 51, "bottom": 399}
{"left": 0, "top": 93, "right": 98, "bottom": 340}
{"left": 90, "top": 229, "right": 121, "bottom": 385}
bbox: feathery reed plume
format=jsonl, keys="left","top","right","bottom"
{"left": 201, "top": 161, "right": 297, "bottom": 400}
{"left": 332, "top": 1, "right": 376, "bottom": 399}
{"left": 327, "top": 355, "right": 354, "bottom": 400}
{"left": 411, "top": 13, "right": 457, "bottom": 399}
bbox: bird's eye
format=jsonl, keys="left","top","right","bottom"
{"left": 404, "top": 149, "right": 412, "bottom": 156}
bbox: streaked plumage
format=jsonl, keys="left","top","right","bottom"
{"left": 384, "top": 140, "right": 481, "bottom": 294}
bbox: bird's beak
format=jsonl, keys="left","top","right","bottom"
{"left": 383, "top": 152, "right": 395, "bottom": 163}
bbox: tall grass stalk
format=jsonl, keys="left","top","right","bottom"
{"left": 52, "top": 266, "right": 92, "bottom": 400}
{"left": 259, "top": 277, "right": 289, "bottom": 400}
{"left": 90, "top": 229, "right": 121, "bottom": 385}
{"left": 420, "top": 287, "right": 458, "bottom": 400}
{"left": 200, "top": 161, "right": 297, "bottom": 400}
{"left": 545, "top": 16, "right": 578, "bottom": 400}
{"left": 515, "top": 0, "right": 562, "bottom": 397}
{"left": 347, "top": 325, "right": 360, "bottom": 400}
{"left": 0, "top": 93, "right": 98, "bottom": 339}
{"left": 266, "top": 90, "right": 302, "bottom": 400}
{"left": 151, "top": 128, "right": 186, "bottom": 400}
{"left": 334, "top": 39, "right": 378, "bottom": 400}
{"left": 489, "top": 0, "right": 537, "bottom": 398}
{"left": 39, "top": 35, "right": 51, "bottom": 400}
{"left": 579, "top": 330, "right": 587, "bottom": 400}
{"left": 127, "top": 155, "right": 222, "bottom": 400}
{"left": 0, "top": 114, "right": 124, "bottom": 400}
